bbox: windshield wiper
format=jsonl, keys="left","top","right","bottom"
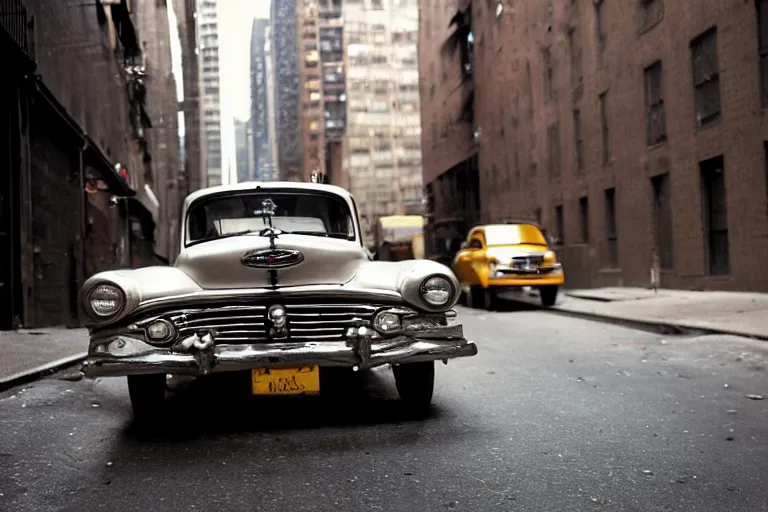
{"left": 287, "top": 230, "right": 355, "bottom": 240}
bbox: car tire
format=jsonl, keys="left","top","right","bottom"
{"left": 127, "top": 374, "right": 167, "bottom": 423}
{"left": 392, "top": 361, "right": 435, "bottom": 419}
{"left": 540, "top": 285, "right": 558, "bottom": 307}
{"left": 483, "top": 288, "right": 499, "bottom": 311}
{"left": 469, "top": 285, "right": 485, "bottom": 309}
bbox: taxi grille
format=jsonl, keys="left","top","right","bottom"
{"left": 168, "top": 302, "right": 381, "bottom": 344}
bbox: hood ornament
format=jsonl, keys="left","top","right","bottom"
{"left": 245, "top": 198, "right": 297, "bottom": 288}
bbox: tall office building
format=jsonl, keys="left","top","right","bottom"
{"left": 271, "top": 0, "right": 303, "bottom": 181}
{"left": 250, "top": 18, "right": 276, "bottom": 181}
{"left": 234, "top": 118, "right": 249, "bottom": 182}
{"left": 197, "top": 0, "right": 223, "bottom": 187}
{"left": 344, "top": 0, "right": 423, "bottom": 245}
{"left": 264, "top": 24, "right": 279, "bottom": 180}
{"left": 319, "top": 0, "right": 346, "bottom": 187}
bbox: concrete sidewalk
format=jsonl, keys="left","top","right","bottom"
{"left": 544, "top": 287, "right": 768, "bottom": 340}
{"left": 0, "top": 328, "right": 88, "bottom": 392}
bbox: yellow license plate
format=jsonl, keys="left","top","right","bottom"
{"left": 251, "top": 366, "right": 320, "bottom": 395}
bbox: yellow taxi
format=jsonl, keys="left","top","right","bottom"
{"left": 451, "top": 222, "right": 565, "bottom": 309}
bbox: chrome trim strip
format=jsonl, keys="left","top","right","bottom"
{"left": 128, "top": 286, "right": 403, "bottom": 319}
{"left": 81, "top": 334, "right": 477, "bottom": 378}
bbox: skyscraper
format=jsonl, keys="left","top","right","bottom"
{"left": 197, "top": 0, "right": 223, "bottom": 187}
{"left": 249, "top": 18, "right": 274, "bottom": 181}
{"left": 234, "top": 118, "right": 249, "bottom": 182}
{"left": 271, "top": 0, "right": 302, "bottom": 181}
{"left": 264, "top": 24, "right": 279, "bottom": 179}
{"left": 344, "top": 0, "right": 423, "bottom": 245}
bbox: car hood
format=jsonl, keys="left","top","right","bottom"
{"left": 174, "top": 234, "right": 369, "bottom": 289}
{"left": 485, "top": 244, "right": 549, "bottom": 263}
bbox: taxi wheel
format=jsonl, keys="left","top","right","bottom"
{"left": 483, "top": 288, "right": 499, "bottom": 311}
{"left": 392, "top": 361, "right": 434, "bottom": 418}
{"left": 540, "top": 285, "right": 558, "bottom": 307}
{"left": 127, "top": 374, "right": 167, "bottom": 423}
{"left": 469, "top": 286, "right": 485, "bottom": 309}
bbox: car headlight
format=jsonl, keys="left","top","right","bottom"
{"left": 420, "top": 276, "right": 453, "bottom": 307}
{"left": 88, "top": 284, "right": 124, "bottom": 317}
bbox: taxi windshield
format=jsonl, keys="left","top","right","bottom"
{"left": 484, "top": 224, "right": 547, "bottom": 246}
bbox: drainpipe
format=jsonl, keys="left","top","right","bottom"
{"left": 78, "top": 140, "right": 88, "bottom": 286}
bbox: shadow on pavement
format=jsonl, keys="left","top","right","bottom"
{"left": 122, "top": 367, "right": 442, "bottom": 442}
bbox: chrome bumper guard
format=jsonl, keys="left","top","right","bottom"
{"left": 80, "top": 324, "right": 477, "bottom": 378}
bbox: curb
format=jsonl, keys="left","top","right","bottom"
{"left": 0, "top": 353, "right": 87, "bottom": 394}
{"left": 547, "top": 306, "right": 768, "bottom": 342}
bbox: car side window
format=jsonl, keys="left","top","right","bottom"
{"left": 468, "top": 238, "right": 483, "bottom": 249}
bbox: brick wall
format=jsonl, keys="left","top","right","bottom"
{"left": 26, "top": 0, "right": 144, "bottom": 189}
{"left": 28, "top": 111, "right": 81, "bottom": 328}
{"left": 419, "top": 0, "right": 768, "bottom": 292}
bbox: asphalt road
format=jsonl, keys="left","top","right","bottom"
{"left": 2, "top": 304, "right": 768, "bottom": 512}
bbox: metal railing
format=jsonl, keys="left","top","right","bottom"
{"left": 0, "top": 0, "right": 35, "bottom": 61}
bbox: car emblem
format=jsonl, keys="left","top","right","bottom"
{"left": 241, "top": 248, "right": 304, "bottom": 269}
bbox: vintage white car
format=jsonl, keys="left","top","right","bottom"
{"left": 79, "top": 181, "right": 477, "bottom": 420}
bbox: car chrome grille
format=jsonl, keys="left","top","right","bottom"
{"left": 168, "top": 302, "right": 381, "bottom": 344}
{"left": 511, "top": 255, "right": 544, "bottom": 268}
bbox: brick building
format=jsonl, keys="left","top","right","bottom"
{"left": 419, "top": 0, "right": 768, "bottom": 291}
{"left": 0, "top": 0, "right": 188, "bottom": 330}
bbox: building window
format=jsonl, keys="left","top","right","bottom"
{"left": 644, "top": 60, "right": 666, "bottom": 146}
{"left": 637, "top": 0, "right": 663, "bottom": 34}
{"left": 568, "top": 25, "right": 582, "bottom": 88}
{"left": 578, "top": 197, "right": 589, "bottom": 243}
{"left": 555, "top": 204, "right": 564, "bottom": 245}
{"left": 573, "top": 109, "right": 584, "bottom": 171}
{"left": 651, "top": 173, "right": 674, "bottom": 270}
{"left": 542, "top": 45, "right": 554, "bottom": 102}
{"left": 599, "top": 90, "right": 610, "bottom": 164}
{"left": 700, "top": 156, "right": 729, "bottom": 275}
{"left": 604, "top": 188, "right": 618, "bottom": 268}
{"left": 691, "top": 27, "right": 721, "bottom": 129}
{"left": 757, "top": 0, "right": 768, "bottom": 107}
{"left": 595, "top": 0, "right": 606, "bottom": 66}
{"left": 548, "top": 123, "right": 560, "bottom": 178}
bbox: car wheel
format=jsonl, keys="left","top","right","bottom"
{"left": 392, "top": 361, "right": 435, "bottom": 418}
{"left": 540, "top": 285, "right": 558, "bottom": 307}
{"left": 127, "top": 374, "right": 167, "bottom": 423}
{"left": 483, "top": 288, "right": 499, "bottom": 311}
{"left": 469, "top": 285, "right": 485, "bottom": 309}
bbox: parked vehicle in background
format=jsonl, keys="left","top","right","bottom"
{"left": 375, "top": 214, "right": 425, "bottom": 261}
{"left": 78, "top": 181, "right": 477, "bottom": 422}
{"left": 451, "top": 222, "right": 565, "bottom": 309}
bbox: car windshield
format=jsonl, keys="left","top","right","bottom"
{"left": 484, "top": 224, "right": 548, "bottom": 246}
{"left": 186, "top": 192, "right": 356, "bottom": 246}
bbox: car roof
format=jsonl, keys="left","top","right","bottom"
{"left": 182, "top": 181, "right": 354, "bottom": 210}
{"left": 470, "top": 221, "right": 543, "bottom": 232}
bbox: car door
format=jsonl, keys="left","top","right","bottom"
{"left": 452, "top": 231, "right": 485, "bottom": 285}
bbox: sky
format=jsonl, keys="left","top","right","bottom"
{"left": 218, "top": 0, "right": 271, "bottom": 184}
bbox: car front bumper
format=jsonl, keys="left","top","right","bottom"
{"left": 80, "top": 324, "right": 477, "bottom": 378}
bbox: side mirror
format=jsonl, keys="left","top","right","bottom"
{"left": 459, "top": 241, "right": 468, "bottom": 250}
